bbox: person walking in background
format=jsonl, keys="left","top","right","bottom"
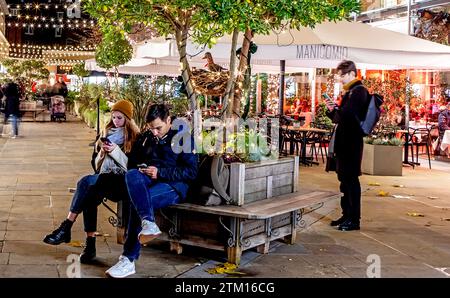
{"left": 326, "top": 60, "right": 370, "bottom": 231}
{"left": 105, "top": 104, "right": 198, "bottom": 278}
{"left": 43, "top": 100, "right": 139, "bottom": 264}
{"left": 53, "top": 76, "right": 68, "bottom": 98}
{"left": 4, "top": 82, "right": 21, "bottom": 139}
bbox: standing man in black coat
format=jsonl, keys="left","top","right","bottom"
{"left": 4, "top": 82, "right": 21, "bottom": 138}
{"left": 327, "top": 60, "right": 370, "bottom": 231}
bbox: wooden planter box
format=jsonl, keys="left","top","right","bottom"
{"left": 229, "top": 156, "right": 299, "bottom": 205}
{"left": 362, "top": 143, "right": 403, "bottom": 176}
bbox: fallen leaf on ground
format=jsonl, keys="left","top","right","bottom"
{"left": 206, "top": 262, "right": 245, "bottom": 275}
{"left": 369, "top": 182, "right": 381, "bottom": 186}
{"left": 94, "top": 232, "right": 110, "bottom": 237}
{"left": 425, "top": 222, "right": 432, "bottom": 227}
{"left": 68, "top": 241, "right": 83, "bottom": 247}
{"left": 392, "top": 195, "right": 411, "bottom": 199}
{"left": 440, "top": 218, "right": 450, "bottom": 221}
{"left": 406, "top": 212, "right": 425, "bottom": 217}
{"left": 392, "top": 184, "right": 405, "bottom": 188}
{"left": 427, "top": 196, "right": 439, "bottom": 200}
{"left": 377, "top": 191, "right": 389, "bottom": 197}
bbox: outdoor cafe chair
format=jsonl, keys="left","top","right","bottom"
{"left": 410, "top": 127, "right": 432, "bottom": 169}
{"left": 280, "top": 127, "right": 301, "bottom": 156}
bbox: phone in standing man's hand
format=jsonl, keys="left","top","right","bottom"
{"left": 322, "top": 93, "right": 336, "bottom": 110}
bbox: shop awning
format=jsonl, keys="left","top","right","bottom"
{"left": 135, "top": 20, "right": 450, "bottom": 71}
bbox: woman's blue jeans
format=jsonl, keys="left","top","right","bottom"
{"left": 122, "top": 169, "right": 180, "bottom": 261}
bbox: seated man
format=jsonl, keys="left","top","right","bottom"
{"left": 106, "top": 103, "right": 198, "bottom": 278}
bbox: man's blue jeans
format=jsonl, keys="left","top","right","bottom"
{"left": 123, "top": 169, "right": 180, "bottom": 261}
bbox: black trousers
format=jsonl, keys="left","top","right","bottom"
{"left": 337, "top": 173, "right": 361, "bottom": 222}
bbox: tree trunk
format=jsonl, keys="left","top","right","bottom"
{"left": 176, "top": 27, "right": 197, "bottom": 113}
{"left": 113, "top": 66, "right": 119, "bottom": 92}
{"left": 223, "top": 28, "right": 239, "bottom": 119}
{"left": 233, "top": 28, "right": 253, "bottom": 116}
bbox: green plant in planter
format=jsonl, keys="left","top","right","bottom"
{"left": 364, "top": 136, "right": 403, "bottom": 146}
{"left": 198, "top": 127, "right": 276, "bottom": 163}
{"left": 388, "top": 137, "right": 403, "bottom": 146}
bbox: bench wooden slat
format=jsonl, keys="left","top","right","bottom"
{"left": 246, "top": 190, "right": 330, "bottom": 212}
{"left": 171, "top": 189, "right": 340, "bottom": 219}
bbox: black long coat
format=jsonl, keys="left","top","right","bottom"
{"left": 328, "top": 80, "right": 370, "bottom": 177}
{"left": 4, "top": 82, "right": 21, "bottom": 118}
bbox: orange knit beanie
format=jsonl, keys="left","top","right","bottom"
{"left": 111, "top": 100, "right": 133, "bottom": 119}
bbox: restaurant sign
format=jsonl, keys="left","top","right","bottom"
{"left": 296, "top": 44, "right": 349, "bottom": 60}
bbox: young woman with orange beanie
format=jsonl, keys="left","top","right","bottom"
{"left": 43, "top": 100, "right": 139, "bottom": 264}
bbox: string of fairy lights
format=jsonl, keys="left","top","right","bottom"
{"left": 0, "top": 40, "right": 95, "bottom": 61}
{"left": 2, "top": 20, "right": 95, "bottom": 30}
{"left": 266, "top": 74, "right": 280, "bottom": 114}
{"left": 3, "top": 1, "right": 95, "bottom": 30}
{"left": 6, "top": 3, "right": 80, "bottom": 10}
{"left": 0, "top": 42, "right": 96, "bottom": 51}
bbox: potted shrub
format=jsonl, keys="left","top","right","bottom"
{"left": 362, "top": 136, "right": 403, "bottom": 176}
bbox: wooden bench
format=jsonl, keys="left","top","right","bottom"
{"left": 19, "top": 101, "right": 47, "bottom": 121}
{"left": 110, "top": 156, "right": 341, "bottom": 264}
{"left": 109, "top": 156, "right": 339, "bottom": 264}
{"left": 153, "top": 189, "right": 340, "bottom": 264}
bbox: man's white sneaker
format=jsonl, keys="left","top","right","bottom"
{"left": 138, "top": 220, "right": 162, "bottom": 244}
{"left": 105, "top": 255, "right": 135, "bottom": 278}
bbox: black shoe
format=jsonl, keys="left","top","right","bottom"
{"left": 79, "top": 236, "right": 96, "bottom": 264}
{"left": 338, "top": 220, "right": 360, "bottom": 231}
{"left": 330, "top": 216, "right": 347, "bottom": 227}
{"left": 43, "top": 219, "right": 73, "bottom": 245}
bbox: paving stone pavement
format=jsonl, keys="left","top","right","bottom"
{"left": 0, "top": 117, "right": 449, "bottom": 278}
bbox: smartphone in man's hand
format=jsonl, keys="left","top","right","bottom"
{"left": 137, "top": 163, "right": 148, "bottom": 169}
{"left": 322, "top": 93, "right": 336, "bottom": 111}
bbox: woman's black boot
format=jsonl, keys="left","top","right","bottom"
{"left": 79, "top": 236, "right": 96, "bottom": 264}
{"left": 43, "top": 219, "right": 73, "bottom": 245}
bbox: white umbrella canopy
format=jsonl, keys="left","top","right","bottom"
{"left": 135, "top": 20, "right": 450, "bottom": 71}
{"left": 85, "top": 57, "right": 180, "bottom": 76}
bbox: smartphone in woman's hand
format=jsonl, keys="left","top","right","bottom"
{"left": 100, "top": 137, "right": 111, "bottom": 144}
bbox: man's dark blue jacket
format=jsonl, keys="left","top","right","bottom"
{"left": 128, "top": 128, "right": 198, "bottom": 200}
